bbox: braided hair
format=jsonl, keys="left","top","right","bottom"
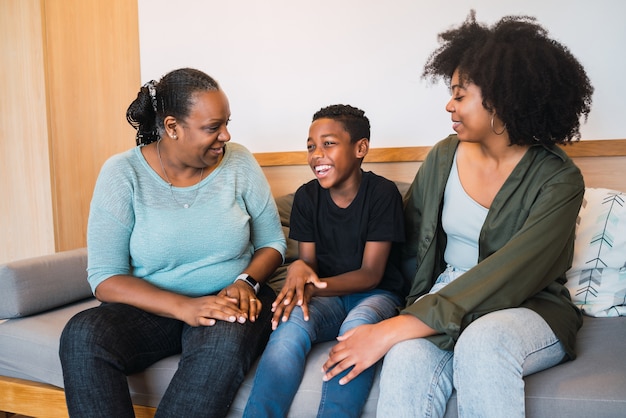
{"left": 126, "top": 68, "right": 220, "bottom": 145}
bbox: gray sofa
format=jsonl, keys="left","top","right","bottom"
{"left": 1, "top": 190, "right": 626, "bottom": 417}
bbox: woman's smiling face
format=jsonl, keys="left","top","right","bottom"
{"left": 176, "top": 89, "right": 232, "bottom": 169}
{"left": 445, "top": 69, "right": 493, "bottom": 142}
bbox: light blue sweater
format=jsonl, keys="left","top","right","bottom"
{"left": 87, "top": 142, "right": 286, "bottom": 297}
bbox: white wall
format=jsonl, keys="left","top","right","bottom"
{"left": 138, "top": 0, "right": 625, "bottom": 153}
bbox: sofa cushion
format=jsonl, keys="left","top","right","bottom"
{"left": 523, "top": 316, "right": 626, "bottom": 417}
{"left": 2, "top": 299, "right": 624, "bottom": 417}
{"left": 266, "top": 193, "right": 298, "bottom": 293}
{"left": 0, "top": 298, "right": 100, "bottom": 386}
{"left": 0, "top": 248, "right": 92, "bottom": 319}
{"left": 565, "top": 188, "right": 626, "bottom": 317}
{"left": 274, "top": 192, "right": 298, "bottom": 262}
{"left": 0, "top": 297, "right": 182, "bottom": 408}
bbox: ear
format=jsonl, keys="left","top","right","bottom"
{"left": 164, "top": 116, "right": 178, "bottom": 139}
{"left": 355, "top": 138, "right": 369, "bottom": 159}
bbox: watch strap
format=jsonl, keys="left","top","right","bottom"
{"left": 235, "top": 273, "right": 260, "bottom": 294}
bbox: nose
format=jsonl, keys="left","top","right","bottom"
{"left": 445, "top": 97, "right": 455, "bottom": 113}
{"left": 310, "top": 145, "right": 324, "bottom": 160}
{"left": 218, "top": 126, "right": 231, "bottom": 143}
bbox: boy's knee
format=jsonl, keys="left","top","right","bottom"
{"left": 343, "top": 296, "right": 399, "bottom": 331}
{"left": 273, "top": 320, "right": 313, "bottom": 346}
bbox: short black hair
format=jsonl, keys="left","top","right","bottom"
{"left": 422, "top": 10, "right": 593, "bottom": 146}
{"left": 312, "top": 104, "right": 370, "bottom": 144}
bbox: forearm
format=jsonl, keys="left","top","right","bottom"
{"left": 312, "top": 268, "right": 381, "bottom": 297}
{"left": 322, "top": 312, "right": 438, "bottom": 384}
{"left": 242, "top": 247, "right": 283, "bottom": 284}
{"left": 378, "top": 313, "right": 438, "bottom": 348}
{"left": 94, "top": 275, "right": 190, "bottom": 320}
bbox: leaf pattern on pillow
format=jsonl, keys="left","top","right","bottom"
{"left": 566, "top": 189, "right": 626, "bottom": 317}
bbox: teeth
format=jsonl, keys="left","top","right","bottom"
{"left": 315, "top": 165, "right": 331, "bottom": 173}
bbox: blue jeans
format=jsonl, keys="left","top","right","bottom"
{"left": 377, "top": 308, "right": 566, "bottom": 418}
{"left": 59, "top": 285, "right": 274, "bottom": 418}
{"left": 243, "top": 289, "right": 402, "bottom": 418}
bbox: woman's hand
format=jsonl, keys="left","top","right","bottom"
{"left": 217, "top": 280, "right": 262, "bottom": 323}
{"left": 178, "top": 294, "right": 245, "bottom": 327}
{"left": 272, "top": 260, "right": 326, "bottom": 327}
{"left": 182, "top": 279, "right": 263, "bottom": 327}
{"left": 93, "top": 273, "right": 266, "bottom": 327}
{"left": 322, "top": 315, "right": 435, "bottom": 385}
{"left": 322, "top": 323, "right": 393, "bottom": 385}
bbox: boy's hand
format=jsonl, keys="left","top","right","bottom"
{"left": 271, "top": 260, "right": 326, "bottom": 329}
{"left": 272, "top": 283, "right": 316, "bottom": 329}
{"left": 273, "top": 260, "right": 326, "bottom": 308}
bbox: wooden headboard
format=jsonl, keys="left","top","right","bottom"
{"left": 255, "top": 139, "right": 626, "bottom": 197}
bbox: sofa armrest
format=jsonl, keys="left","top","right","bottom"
{"left": 0, "top": 248, "right": 91, "bottom": 319}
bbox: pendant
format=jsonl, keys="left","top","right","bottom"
{"left": 183, "top": 203, "right": 190, "bottom": 209}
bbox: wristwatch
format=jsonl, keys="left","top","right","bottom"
{"left": 235, "top": 273, "right": 260, "bottom": 294}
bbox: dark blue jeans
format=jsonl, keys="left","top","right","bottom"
{"left": 59, "top": 285, "right": 274, "bottom": 418}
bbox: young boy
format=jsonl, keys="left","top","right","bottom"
{"left": 243, "top": 104, "right": 406, "bottom": 417}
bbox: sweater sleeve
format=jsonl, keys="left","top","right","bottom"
{"left": 237, "top": 146, "right": 287, "bottom": 261}
{"left": 86, "top": 154, "right": 136, "bottom": 293}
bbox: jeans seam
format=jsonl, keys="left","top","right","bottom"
{"left": 425, "top": 350, "right": 453, "bottom": 418}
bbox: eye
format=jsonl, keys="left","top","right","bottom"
{"left": 307, "top": 143, "right": 315, "bottom": 152}
{"left": 323, "top": 141, "right": 335, "bottom": 147}
{"left": 454, "top": 95, "right": 464, "bottom": 102}
{"left": 205, "top": 119, "right": 230, "bottom": 133}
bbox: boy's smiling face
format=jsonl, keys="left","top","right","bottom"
{"left": 306, "top": 118, "right": 367, "bottom": 191}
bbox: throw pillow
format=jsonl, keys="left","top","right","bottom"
{"left": 565, "top": 188, "right": 626, "bottom": 317}
{"left": 0, "top": 247, "right": 92, "bottom": 318}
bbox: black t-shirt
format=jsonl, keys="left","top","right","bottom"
{"left": 289, "top": 171, "right": 407, "bottom": 297}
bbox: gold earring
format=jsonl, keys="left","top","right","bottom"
{"left": 490, "top": 115, "right": 506, "bottom": 136}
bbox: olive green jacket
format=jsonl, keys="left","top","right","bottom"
{"left": 402, "top": 135, "right": 584, "bottom": 360}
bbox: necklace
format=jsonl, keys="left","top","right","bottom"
{"left": 156, "top": 139, "right": 204, "bottom": 209}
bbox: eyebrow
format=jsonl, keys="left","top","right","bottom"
{"left": 307, "top": 133, "right": 338, "bottom": 141}
{"left": 448, "top": 84, "right": 467, "bottom": 95}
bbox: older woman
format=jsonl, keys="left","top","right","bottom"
{"left": 60, "top": 68, "right": 286, "bottom": 417}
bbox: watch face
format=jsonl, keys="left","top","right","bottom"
{"left": 237, "top": 274, "right": 259, "bottom": 292}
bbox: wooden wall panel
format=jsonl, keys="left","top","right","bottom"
{"left": 0, "top": 0, "right": 140, "bottom": 263}
{"left": 258, "top": 139, "right": 626, "bottom": 197}
{"left": 43, "top": 0, "right": 141, "bottom": 251}
{"left": 0, "top": 0, "right": 55, "bottom": 263}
